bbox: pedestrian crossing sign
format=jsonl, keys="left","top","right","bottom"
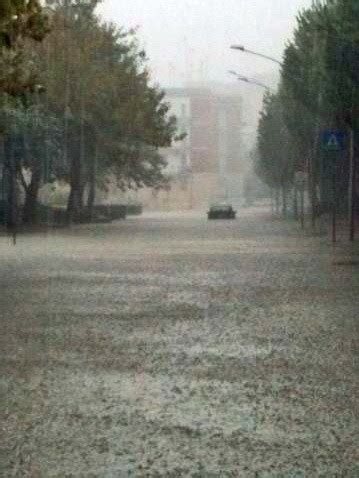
{"left": 322, "top": 130, "right": 346, "bottom": 152}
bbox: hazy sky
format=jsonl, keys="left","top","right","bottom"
{"left": 97, "top": 0, "right": 313, "bottom": 88}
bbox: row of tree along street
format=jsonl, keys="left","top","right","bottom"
{"left": 0, "top": 0, "right": 179, "bottom": 227}
{"left": 255, "top": 0, "right": 358, "bottom": 240}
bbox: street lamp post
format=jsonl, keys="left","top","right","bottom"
{"left": 230, "top": 45, "right": 283, "bottom": 66}
{"left": 228, "top": 70, "right": 273, "bottom": 92}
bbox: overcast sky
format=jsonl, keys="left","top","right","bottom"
{"left": 97, "top": 0, "right": 313, "bottom": 88}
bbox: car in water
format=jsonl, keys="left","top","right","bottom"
{"left": 207, "top": 204, "right": 236, "bottom": 220}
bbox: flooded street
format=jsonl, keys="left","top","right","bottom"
{"left": 1, "top": 209, "right": 358, "bottom": 477}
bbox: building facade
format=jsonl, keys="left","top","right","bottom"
{"left": 132, "top": 84, "right": 244, "bottom": 210}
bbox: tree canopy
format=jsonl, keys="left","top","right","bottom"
{"left": 256, "top": 0, "right": 359, "bottom": 222}
{"left": 0, "top": 0, "right": 179, "bottom": 225}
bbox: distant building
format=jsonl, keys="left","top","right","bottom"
{"left": 163, "top": 86, "right": 242, "bottom": 171}
{"left": 153, "top": 84, "right": 243, "bottom": 210}
{"left": 120, "top": 84, "right": 243, "bottom": 211}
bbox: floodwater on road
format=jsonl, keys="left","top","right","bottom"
{"left": 1, "top": 208, "right": 358, "bottom": 477}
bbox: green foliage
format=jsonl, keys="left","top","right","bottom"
{"left": 256, "top": 0, "right": 359, "bottom": 215}
{"left": 0, "top": 98, "right": 61, "bottom": 184}
{"left": 256, "top": 92, "right": 295, "bottom": 189}
{"left": 0, "top": 0, "right": 49, "bottom": 48}
{"left": 0, "top": 0, "right": 178, "bottom": 224}
{"left": 0, "top": 0, "right": 49, "bottom": 96}
{"left": 36, "top": 0, "right": 178, "bottom": 217}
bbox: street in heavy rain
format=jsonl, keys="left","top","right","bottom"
{"left": 2, "top": 0, "right": 359, "bottom": 476}
{"left": 1, "top": 209, "right": 358, "bottom": 476}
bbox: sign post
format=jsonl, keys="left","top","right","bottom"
{"left": 348, "top": 127, "right": 356, "bottom": 242}
{"left": 321, "top": 130, "right": 346, "bottom": 244}
{"left": 332, "top": 158, "right": 337, "bottom": 244}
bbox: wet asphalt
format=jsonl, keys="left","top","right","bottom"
{"left": 1, "top": 208, "right": 358, "bottom": 477}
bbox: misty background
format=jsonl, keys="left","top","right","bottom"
{"left": 97, "top": 0, "right": 312, "bottom": 87}
{"left": 97, "top": 0, "right": 313, "bottom": 183}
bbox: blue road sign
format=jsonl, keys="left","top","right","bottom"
{"left": 321, "top": 130, "right": 346, "bottom": 152}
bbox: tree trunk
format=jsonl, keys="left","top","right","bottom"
{"left": 282, "top": 184, "right": 288, "bottom": 219}
{"left": 300, "top": 185, "right": 305, "bottom": 230}
{"left": 67, "top": 92, "right": 86, "bottom": 223}
{"left": 275, "top": 188, "right": 280, "bottom": 215}
{"left": 3, "top": 137, "right": 18, "bottom": 230}
{"left": 293, "top": 185, "right": 298, "bottom": 221}
{"left": 310, "top": 32, "right": 322, "bottom": 233}
{"left": 67, "top": 154, "right": 83, "bottom": 223}
{"left": 22, "top": 168, "right": 42, "bottom": 225}
{"left": 87, "top": 146, "right": 97, "bottom": 219}
{"left": 309, "top": 123, "right": 321, "bottom": 232}
{"left": 270, "top": 189, "right": 274, "bottom": 215}
{"left": 78, "top": 181, "right": 86, "bottom": 210}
